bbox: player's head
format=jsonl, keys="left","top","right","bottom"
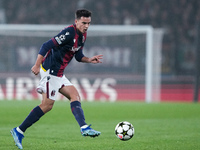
{"left": 75, "top": 9, "right": 92, "bottom": 34}
{"left": 75, "top": 9, "right": 92, "bottom": 19}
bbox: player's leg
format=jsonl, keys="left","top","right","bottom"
{"left": 16, "top": 69, "right": 56, "bottom": 132}
{"left": 59, "top": 85, "right": 101, "bottom": 137}
{"left": 59, "top": 85, "right": 86, "bottom": 126}
{"left": 10, "top": 93, "right": 55, "bottom": 149}
{"left": 18, "top": 93, "right": 54, "bottom": 132}
{"left": 39, "top": 93, "right": 55, "bottom": 113}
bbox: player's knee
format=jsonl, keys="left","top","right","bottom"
{"left": 47, "top": 106, "right": 53, "bottom": 112}
{"left": 41, "top": 104, "right": 53, "bottom": 113}
{"left": 40, "top": 99, "right": 54, "bottom": 113}
{"left": 70, "top": 95, "right": 81, "bottom": 102}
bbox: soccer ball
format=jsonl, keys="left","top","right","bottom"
{"left": 115, "top": 121, "right": 134, "bottom": 141}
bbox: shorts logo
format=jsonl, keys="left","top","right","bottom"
{"left": 51, "top": 90, "right": 56, "bottom": 97}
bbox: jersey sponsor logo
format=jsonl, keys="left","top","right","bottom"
{"left": 71, "top": 46, "right": 81, "bottom": 52}
{"left": 55, "top": 37, "right": 62, "bottom": 44}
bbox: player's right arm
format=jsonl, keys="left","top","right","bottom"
{"left": 31, "top": 54, "right": 44, "bottom": 75}
{"left": 31, "top": 38, "right": 55, "bottom": 75}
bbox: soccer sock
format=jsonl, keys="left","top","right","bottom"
{"left": 19, "top": 106, "right": 44, "bottom": 132}
{"left": 70, "top": 101, "right": 87, "bottom": 127}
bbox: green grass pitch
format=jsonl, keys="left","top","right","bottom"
{"left": 0, "top": 100, "right": 200, "bottom": 150}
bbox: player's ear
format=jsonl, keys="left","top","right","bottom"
{"left": 75, "top": 19, "right": 79, "bottom": 24}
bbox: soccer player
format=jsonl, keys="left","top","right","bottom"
{"left": 10, "top": 9, "right": 102, "bottom": 149}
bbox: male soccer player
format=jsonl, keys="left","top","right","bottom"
{"left": 10, "top": 9, "right": 102, "bottom": 149}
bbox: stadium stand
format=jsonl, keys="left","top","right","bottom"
{"left": 1, "top": 0, "right": 200, "bottom": 75}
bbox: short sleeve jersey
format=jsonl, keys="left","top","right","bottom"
{"left": 41, "top": 24, "right": 87, "bottom": 77}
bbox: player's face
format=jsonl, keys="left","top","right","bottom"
{"left": 75, "top": 17, "right": 91, "bottom": 33}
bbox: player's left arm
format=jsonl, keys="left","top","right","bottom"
{"left": 75, "top": 48, "right": 103, "bottom": 64}
{"left": 74, "top": 33, "right": 103, "bottom": 64}
{"left": 81, "top": 55, "right": 103, "bottom": 64}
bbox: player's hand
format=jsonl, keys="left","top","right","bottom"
{"left": 31, "top": 65, "right": 40, "bottom": 75}
{"left": 89, "top": 55, "right": 103, "bottom": 64}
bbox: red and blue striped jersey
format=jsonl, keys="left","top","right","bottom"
{"left": 40, "top": 24, "right": 86, "bottom": 77}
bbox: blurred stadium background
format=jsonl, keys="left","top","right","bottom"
{"left": 0, "top": 0, "right": 199, "bottom": 102}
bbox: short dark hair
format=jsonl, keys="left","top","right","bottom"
{"left": 75, "top": 9, "right": 92, "bottom": 19}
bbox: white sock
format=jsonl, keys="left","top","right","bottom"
{"left": 81, "top": 125, "right": 88, "bottom": 129}
{"left": 16, "top": 127, "right": 24, "bottom": 135}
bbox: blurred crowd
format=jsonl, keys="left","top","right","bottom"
{"left": 1, "top": 0, "right": 200, "bottom": 75}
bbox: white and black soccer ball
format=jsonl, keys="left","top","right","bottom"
{"left": 115, "top": 121, "right": 134, "bottom": 141}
